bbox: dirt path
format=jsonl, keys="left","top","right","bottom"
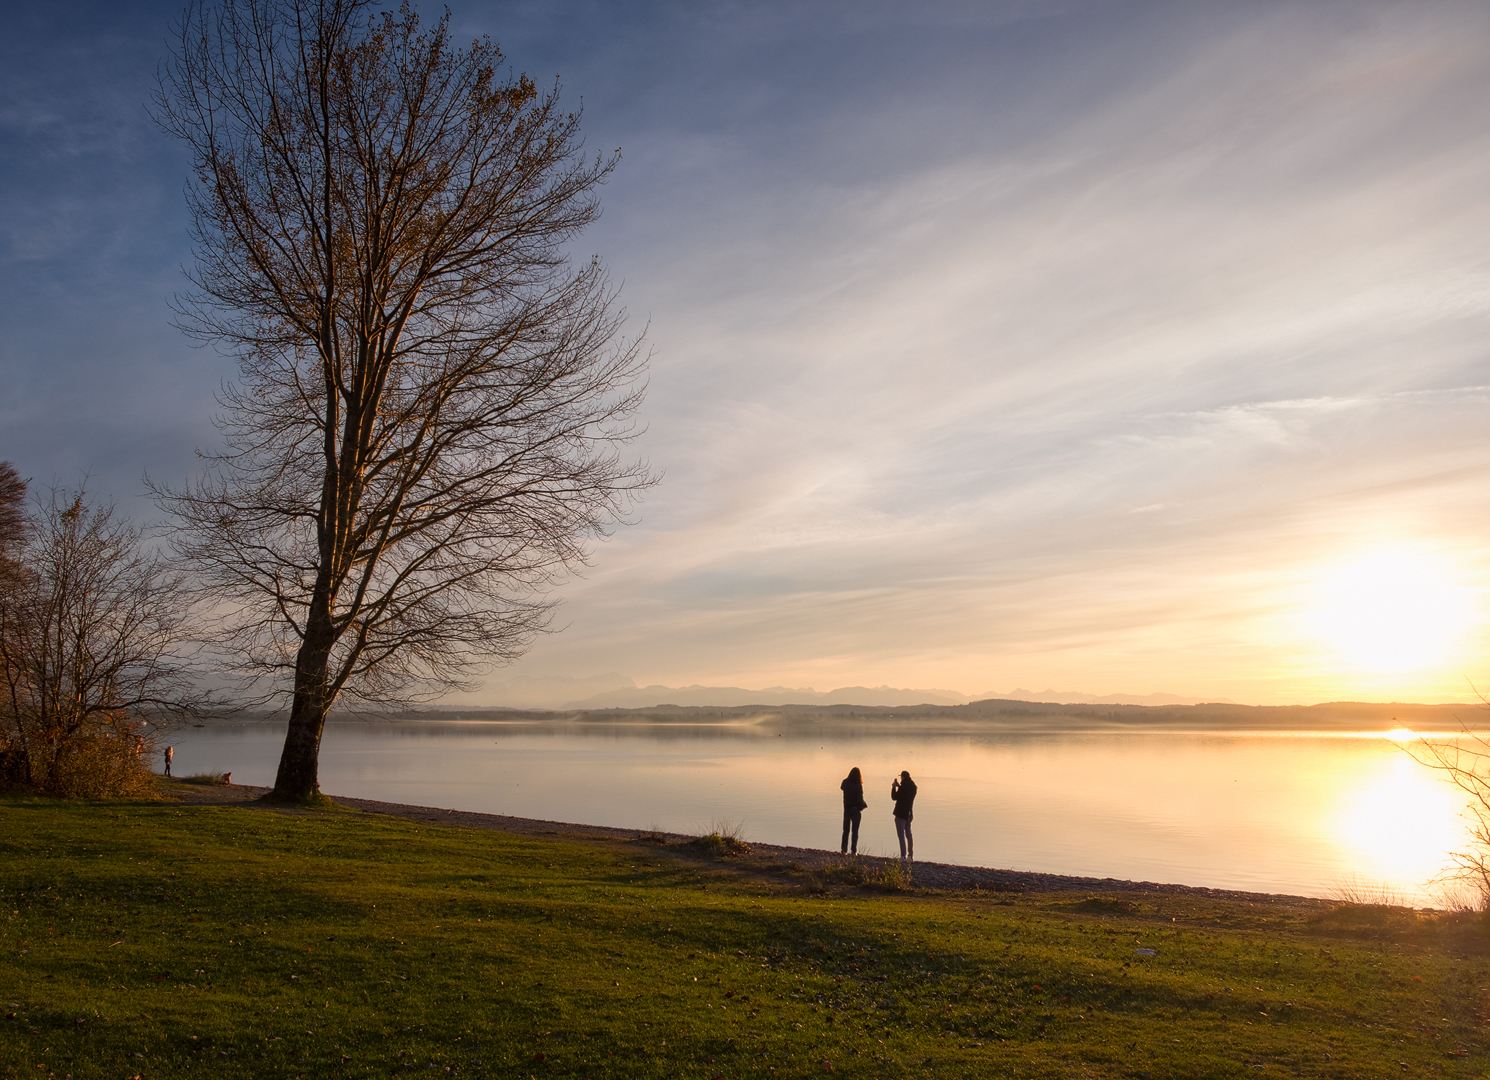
{"left": 157, "top": 778, "right": 1329, "bottom": 908}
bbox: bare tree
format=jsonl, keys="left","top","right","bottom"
{"left": 0, "top": 486, "right": 198, "bottom": 796}
{"left": 152, "top": 0, "right": 651, "bottom": 802}
{"left": 0, "top": 462, "right": 28, "bottom": 786}
{"left": 0, "top": 462, "right": 25, "bottom": 567}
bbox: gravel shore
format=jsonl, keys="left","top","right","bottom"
{"left": 161, "top": 778, "right": 1330, "bottom": 908}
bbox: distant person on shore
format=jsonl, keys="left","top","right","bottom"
{"left": 891, "top": 770, "right": 916, "bottom": 863}
{"left": 840, "top": 767, "right": 868, "bottom": 854}
{"left": 163, "top": 745, "right": 173, "bottom": 777}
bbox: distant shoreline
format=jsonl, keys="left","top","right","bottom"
{"left": 193, "top": 697, "right": 1487, "bottom": 733}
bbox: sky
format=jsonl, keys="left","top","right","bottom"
{"left": 4, "top": 0, "right": 1490, "bottom": 707}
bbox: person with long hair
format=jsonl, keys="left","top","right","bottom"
{"left": 891, "top": 770, "right": 917, "bottom": 864}
{"left": 840, "top": 766, "right": 868, "bottom": 854}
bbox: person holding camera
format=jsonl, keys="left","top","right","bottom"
{"left": 891, "top": 770, "right": 917, "bottom": 864}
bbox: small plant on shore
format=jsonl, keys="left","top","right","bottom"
{"left": 877, "top": 858, "right": 911, "bottom": 891}
{"left": 815, "top": 855, "right": 874, "bottom": 887}
{"left": 689, "top": 817, "right": 751, "bottom": 857}
{"left": 180, "top": 772, "right": 232, "bottom": 786}
{"left": 1329, "top": 874, "right": 1409, "bottom": 908}
{"left": 636, "top": 825, "right": 670, "bottom": 845}
{"left": 1428, "top": 880, "right": 1489, "bottom": 913}
{"left": 812, "top": 856, "right": 912, "bottom": 891}
{"left": 1070, "top": 895, "right": 1141, "bottom": 914}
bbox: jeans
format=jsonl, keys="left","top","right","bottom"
{"left": 841, "top": 808, "right": 862, "bottom": 854}
{"left": 895, "top": 815, "right": 913, "bottom": 860}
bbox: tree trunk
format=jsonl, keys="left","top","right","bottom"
{"left": 270, "top": 630, "right": 335, "bottom": 801}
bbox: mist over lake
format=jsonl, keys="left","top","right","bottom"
{"left": 163, "top": 710, "right": 1471, "bottom": 905}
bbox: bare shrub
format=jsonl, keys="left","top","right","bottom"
{"left": 876, "top": 859, "right": 912, "bottom": 891}
{"left": 0, "top": 483, "right": 200, "bottom": 797}
{"left": 1328, "top": 875, "right": 1410, "bottom": 909}
{"left": 1425, "top": 880, "right": 1486, "bottom": 914}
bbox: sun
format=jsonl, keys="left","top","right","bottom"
{"left": 1305, "top": 546, "right": 1476, "bottom": 674}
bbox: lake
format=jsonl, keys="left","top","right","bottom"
{"left": 161, "top": 717, "right": 1474, "bottom": 905}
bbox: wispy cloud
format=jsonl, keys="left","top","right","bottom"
{"left": 6, "top": 1, "right": 1490, "bottom": 703}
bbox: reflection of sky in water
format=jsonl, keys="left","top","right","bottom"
{"left": 164, "top": 722, "right": 1472, "bottom": 903}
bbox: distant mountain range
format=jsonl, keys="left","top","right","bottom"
{"left": 478, "top": 674, "right": 1235, "bottom": 711}
{"left": 419, "top": 694, "right": 1478, "bottom": 734}
{"left": 997, "top": 688, "right": 1239, "bottom": 707}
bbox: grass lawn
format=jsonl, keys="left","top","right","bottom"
{"left": 2, "top": 788, "right": 1488, "bottom": 1079}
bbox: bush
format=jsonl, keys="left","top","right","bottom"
{"left": 0, "top": 477, "right": 200, "bottom": 797}
{"left": 44, "top": 720, "right": 159, "bottom": 799}
{"left": 0, "top": 710, "right": 159, "bottom": 799}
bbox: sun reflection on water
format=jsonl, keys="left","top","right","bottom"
{"left": 1332, "top": 751, "right": 1465, "bottom": 893}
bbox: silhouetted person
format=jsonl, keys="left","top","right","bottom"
{"left": 840, "top": 767, "right": 867, "bottom": 854}
{"left": 891, "top": 770, "right": 916, "bottom": 863}
{"left": 163, "top": 745, "right": 173, "bottom": 777}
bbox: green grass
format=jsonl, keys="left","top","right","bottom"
{"left": 2, "top": 791, "right": 1488, "bottom": 1079}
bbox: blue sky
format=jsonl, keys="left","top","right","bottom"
{"left": 5, "top": 0, "right": 1490, "bottom": 705}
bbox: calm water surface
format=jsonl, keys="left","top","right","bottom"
{"left": 164, "top": 719, "right": 1470, "bottom": 904}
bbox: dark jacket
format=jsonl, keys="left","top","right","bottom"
{"left": 841, "top": 777, "right": 867, "bottom": 811}
{"left": 891, "top": 777, "right": 917, "bottom": 819}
